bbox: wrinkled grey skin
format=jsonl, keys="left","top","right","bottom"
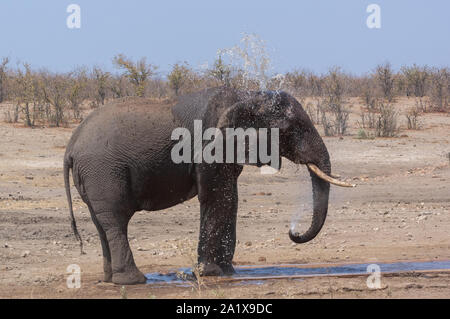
{"left": 64, "top": 87, "right": 331, "bottom": 284}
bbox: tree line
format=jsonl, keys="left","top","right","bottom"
{"left": 0, "top": 56, "right": 448, "bottom": 132}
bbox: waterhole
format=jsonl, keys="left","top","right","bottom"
{"left": 145, "top": 260, "right": 450, "bottom": 286}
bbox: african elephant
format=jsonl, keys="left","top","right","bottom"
{"left": 64, "top": 87, "right": 353, "bottom": 285}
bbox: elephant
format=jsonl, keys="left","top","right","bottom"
{"left": 63, "top": 87, "right": 354, "bottom": 285}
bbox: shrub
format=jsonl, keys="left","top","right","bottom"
{"left": 113, "top": 54, "right": 156, "bottom": 97}
{"left": 168, "top": 62, "right": 193, "bottom": 96}
{"left": 375, "top": 102, "right": 398, "bottom": 137}
{"left": 0, "top": 57, "right": 9, "bottom": 103}
{"left": 401, "top": 64, "right": 429, "bottom": 98}
{"left": 429, "top": 67, "right": 449, "bottom": 111}
{"left": 208, "top": 55, "right": 231, "bottom": 86}
{"left": 321, "top": 67, "right": 350, "bottom": 136}
{"left": 405, "top": 106, "right": 422, "bottom": 130}
{"left": 375, "top": 62, "right": 395, "bottom": 102}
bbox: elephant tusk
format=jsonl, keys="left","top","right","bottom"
{"left": 307, "top": 164, "right": 356, "bottom": 188}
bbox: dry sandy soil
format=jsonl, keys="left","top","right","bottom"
{"left": 0, "top": 97, "right": 449, "bottom": 299}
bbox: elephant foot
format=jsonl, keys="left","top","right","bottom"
{"left": 196, "top": 263, "right": 223, "bottom": 276}
{"left": 196, "top": 262, "right": 235, "bottom": 276}
{"left": 219, "top": 263, "right": 235, "bottom": 276}
{"left": 112, "top": 269, "right": 147, "bottom": 285}
{"left": 103, "top": 272, "right": 113, "bottom": 283}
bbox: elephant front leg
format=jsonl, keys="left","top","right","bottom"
{"left": 196, "top": 166, "right": 239, "bottom": 276}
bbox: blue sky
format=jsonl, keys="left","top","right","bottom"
{"left": 0, "top": 0, "right": 449, "bottom": 75}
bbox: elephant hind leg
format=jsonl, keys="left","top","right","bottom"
{"left": 85, "top": 194, "right": 145, "bottom": 285}
{"left": 86, "top": 201, "right": 112, "bottom": 282}
{"left": 94, "top": 209, "right": 146, "bottom": 285}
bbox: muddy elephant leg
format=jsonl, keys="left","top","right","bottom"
{"left": 93, "top": 208, "right": 146, "bottom": 285}
{"left": 87, "top": 202, "right": 112, "bottom": 282}
{"left": 196, "top": 164, "right": 240, "bottom": 276}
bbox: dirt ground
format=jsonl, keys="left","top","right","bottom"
{"left": 0, "top": 97, "right": 449, "bottom": 299}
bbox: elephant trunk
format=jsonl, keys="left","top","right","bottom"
{"left": 289, "top": 158, "right": 331, "bottom": 243}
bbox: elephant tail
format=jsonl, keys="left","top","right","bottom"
{"left": 64, "top": 155, "right": 84, "bottom": 255}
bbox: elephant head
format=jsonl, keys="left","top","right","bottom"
{"left": 217, "top": 90, "right": 355, "bottom": 244}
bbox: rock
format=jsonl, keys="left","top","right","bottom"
{"left": 418, "top": 211, "right": 432, "bottom": 216}
{"left": 416, "top": 215, "right": 427, "bottom": 222}
{"left": 245, "top": 241, "right": 252, "bottom": 247}
{"left": 258, "top": 256, "right": 266, "bottom": 262}
{"left": 21, "top": 250, "right": 30, "bottom": 257}
{"left": 4, "top": 243, "right": 9, "bottom": 248}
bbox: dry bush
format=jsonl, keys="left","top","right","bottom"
{"left": 375, "top": 62, "right": 395, "bottom": 102}
{"left": 208, "top": 55, "right": 231, "bottom": 86}
{"left": 113, "top": 54, "right": 157, "bottom": 97}
{"left": 284, "top": 69, "right": 308, "bottom": 96}
{"left": 359, "top": 108, "right": 377, "bottom": 129}
{"left": 320, "top": 67, "right": 350, "bottom": 136}
{"left": 305, "top": 100, "right": 322, "bottom": 125}
{"left": 67, "top": 68, "right": 88, "bottom": 120}
{"left": 428, "top": 67, "right": 449, "bottom": 111}
{"left": 13, "top": 63, "right": 42, "bottom": 127}
{"left": 359, "top": 76, "right": 378, "bottom": 110}
{"left": 3, "top": 105, "right": 19, "bottom": 123}
{"left": 90, "top": 67, "right": 110, "bottom": 107}
{"left": 401, "top": 64, "right": 429, "bottom": 98}
{"left": 146, "top": 78, "right": 170, "bottom": 99}
{"left": 357, "top": 75, "right": 380, "bottom": 130}
{"left": 167, "top": 62, "right": 206, "bottom": 96}
{"left": 307, "top": 73, "right": 324, "bottom": 97}
{"left": 42, "top": 73, "right": 70, "bottom": 127}
{"left": 405, "top": 105, "right": 422, "bottom": 130}
{"left": 168, "top": 62, "right": 191, "bottom": 96}
{"left": 375, "top": 102, "right": 398, "bottom": 137}
{"left": 0, "top": 57, "right": 9, "bottom": 103}
{"left": 110, "top": 74, "right": 131, "bottom": 99}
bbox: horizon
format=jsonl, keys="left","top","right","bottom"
{"left": 0, "top": 1, "right": 449, "bottom": 76}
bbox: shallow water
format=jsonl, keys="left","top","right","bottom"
{"left": 145, "top": 260, "right": 450, "bottom": 285}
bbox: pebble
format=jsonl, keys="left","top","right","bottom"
{"left": 418, "top": 212, "right": 432, "bottom": 216}
{"left": 258, "top": 256, "right": 266, "bottom": 262}
{"left": 416, "top": 215, "right": 428, "bottom": 222}
{"left": 21, "top": 250, "right": 30, "bottom": 257}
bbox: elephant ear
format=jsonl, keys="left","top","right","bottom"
{"left": 217, "top": 92, "right": 293, "bottom": 130}
{"left": 217, "top": 99, "right": 258, "bottom": 130}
